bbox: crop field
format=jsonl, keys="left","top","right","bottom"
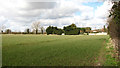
{"left": 2, "top": 35, "right": 108, "bottom": 66}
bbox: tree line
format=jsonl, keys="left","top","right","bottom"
{"left": 0, "top": 21, "right": 45, "bottom": 34}
{"left": 46, "top": 23, "right": 91, "bottom": 35}
{"left": 0, "top": 23, "right": 91, "bottom": 35}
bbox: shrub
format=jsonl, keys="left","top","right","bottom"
{"left": 53, "top": 29, "right": 64, "bottom": 35}
{"left": 63, "top": 24, "right": 80, "bottom": 35}
{"left": 46, "top": 26, "right": 64, "bottom": 35}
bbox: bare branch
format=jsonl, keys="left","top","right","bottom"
{"left": 31, "top": 21, "right": 41, "bottom": 34}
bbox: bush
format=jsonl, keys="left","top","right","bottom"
{"left": 46, "top": 26, "right": 64, "bottom": 35}
{"left": 64, "top": 29, "right": 80, "bottom": 35}
{"left": 53, "top": 29, "right": 64, "bottom": 35}
{"left": 63, "top": 24, "right": 80, "bottom": 35}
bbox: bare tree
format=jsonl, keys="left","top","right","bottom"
{"left": 5, "top": 29, "right": 11, "bottom": 34}
{"left": 0, "top": 25, "right": 6, "bottom": 34}
{"left": 31, "top": 21, "right": 41, "bottom": 34}
{"left": 25, "top": 28, "right": 30, "bottom": 34}
{"left": 41, "top": 26, "right": 44, "bottom": 34}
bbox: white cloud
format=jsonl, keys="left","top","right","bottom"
{"left": 95, "top": 1, "right": 113, "bottom": 19}
{"left": 0, "top": 0, "right": 113, "bottom": 31}
{"left": 0, "top": 16, "right": 6, "bottom": 23}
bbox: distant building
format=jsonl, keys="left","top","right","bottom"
{"left": 90, "top": 30, "right": 99, "bottom": 33}
{"left": 90, "top": 28, "right": 107, "bottom": 33}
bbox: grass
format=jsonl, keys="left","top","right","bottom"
{"left": 2, "top": 34, "right": 108, "bottom": 66}
{"left": 104, "top": 38, "right": 118, "bottom": 66}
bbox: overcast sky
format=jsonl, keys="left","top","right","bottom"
{"left": 0, "top": 0, "right": 113, "bottom": 32}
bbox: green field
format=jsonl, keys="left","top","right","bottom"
{"left": 2, "top": 35, "right": 108, "bottom": 66}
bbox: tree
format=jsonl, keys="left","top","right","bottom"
{"left": 80, "top": 28, "right": 86, "bottom": 34}
{"left": 63, "top": 24, "right": 80, "bottom": 35}
{"left": 26, "top": 28, "right": 30, "bottom": 34}
{"left": 46, "top": 26, "right": 64, "bottom": 35}
{"left": 69, "top": 23, "right": 77, "bottom": 28}
{"left": 5, "top": 29, "right": 11, "bottom": 34}
{"left": 41, "top": 26, "right": 44, "bottom": 34}
{"left": 31, "top": 21, "right": 41, "bottom": 34}
{"left": 46, "top": 26, "right": 53, "bottom": 35}
{"left": 85, "top": 27, "right": 91, "bottom": 35}
{"left": 0, "top": 25, "right": 6, "bottom": 34}
{"left": 53, "top": 29, "right": 64, "bottom": 35}
{"left": 103, "top": 25, "right": 107, "bottom": 32}
{"left": 108, "top": 1, "right": 120, "bottom": 60}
